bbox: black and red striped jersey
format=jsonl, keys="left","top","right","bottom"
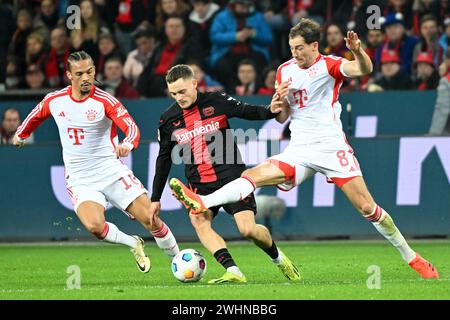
{"left": 151, "top": 91, "right": 277, "bottom": 201}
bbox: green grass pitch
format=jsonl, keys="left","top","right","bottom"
{"left": 0, "top": 240, "right": 448, "bottom": 300}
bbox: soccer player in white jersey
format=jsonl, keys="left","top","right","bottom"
{"left": 14, "top": 51, "right": 179, "bottom": 273}
{"left": 169, "top": 19, "right": 439, "bottom": 279}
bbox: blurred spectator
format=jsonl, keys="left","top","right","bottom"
{"left": 45, "top": 27, "right": 70, "bottom": 88}
{"left": 8, "top": 9, "right": 34, "bottom": 76}
{"left": 289, "top": 0, "right": 330, "bottom": 26}
{"left": 91, "top": 0, "right": 119, "bottom": 32}
{"left": 188, "top": 0, "right": 220, "bottom": 57}
{"left": 1, "top": 108, "right": 34, "bottom": 145}
{"left": 33, "top": 0, "right": 60, "bottom": 42}
{"left": 257, "top": 64, "right": 277, "bottom": 95}
{"left": 25, "top": 32, "right": 48, "bottom": 70}
{"left": 5, "top": 56, "right": 23, "bottom": 89}
{"left": 429, "top": 47, "right": 450, "bottom": 135}
{"left": 333, "top": 0, "right": 383, "bottom": 39}
{"left": 364, "top": 29, "right": 384, "bottom": 62}
{"left": 383, "top": 0, "right": 414, "bottom": 31}
{"left": 259, "top": 0, "right": 290, "bottom": 61}
{"left": 187, "top": 59, "right": 224, "bottom": 93}
{"left": 100, "top": 57, "right": 140, "bottom": 99}
{"left": 413, "top": 14, "right": 442, "bottom": 68}
{"left": 375, "top": 12, "right": 419, "bottom": 74}
{"left": 24, "top": 64, "right": 48, "bottom": 89}
{"left": 439, "top": 18, "right": 450, "bottom": 60}
{"left": 155, "top": 0, "right": 190, "bottom": 38}
{"left": 123, "top": 28, "right": 157, "bottom": 88}
{"left": 137, "top": 15, "right": 203, "bottom": 97}
{"left": 368, "top": 49, "right": 412, "bottom": 91}
{"left": 70, "top": 0, "right": 107, "bottom": 61}
{"left": 412, "top": 0, "right": 446, "bottom": 35}
{"left": 235, "top": 59, "right": 259, "bottom": 95}
{"left": 210, "top": 0, "right": 273, "bottom": 91}
{"left": 0, "top": 4, "right": 15, "bottom": 87}
{"left": 323, "top": 23, "right": 354, "bottom": 60}
{"left": 412, "top": 50, "right": 440, "bottom": 89}
{"left": 114, "top": 0, "right": 148, "bottom": 54}
{"left": 95, "top": 32, "right": 124, "bottom": 82}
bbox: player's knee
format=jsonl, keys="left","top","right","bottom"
{"left": 85, "top": 222, "right": 104, "bottom": 238}
{"left": 139, "top": 215, "right": 153, "bottom": 230}
{"left": 189, "top": 214, "right": 208, "bottom": 231}
{"left": 238, "top": 225, "right": 255, "bottom": 239}
{"left": 358, "top": 202, "right": 374, "bottom": 216}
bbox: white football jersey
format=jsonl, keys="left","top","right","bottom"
{"left": 17, "top": 86, "right": 140, "bottom": 188}
{"left": 276, "top": 54, "right": 349, "bottom": 146}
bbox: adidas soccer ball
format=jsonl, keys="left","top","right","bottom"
{"left": 171, "top": 249, "right": 207, "bottom": 283}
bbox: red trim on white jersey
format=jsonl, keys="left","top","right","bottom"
{"left": 16, "top": 87, "right": 69, "bottom": 139}
{"left": 95, "top": 89, "right": 140, "bottom": 150}
{"left": 324, "top": 55, "right": 346, "bottom": 81}
{"left": 68, "top": 85, "right": 95, "bottom": 102}
{"left": 110, "top": 123, "right": 118, "bottom": 149}
{"left": 276, "top": 58, "right": 296, "bottom": 86}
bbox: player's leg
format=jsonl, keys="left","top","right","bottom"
{"left": 170, "top": 160, "right": 286, "bottom": 214}
{"left": 126, "top": 194, "right": 179, "bottom": 258}
{"left": 75, "top": 198, "right": 151, "bottom": 273}
{"left": 340, "top": 176, "right": 439, "bottom": 279}
{"left": 190, "top": 210, "right": 246, "bottom": 283}
{"left": 233, "top": 209, "right": 301, "bottom": 281}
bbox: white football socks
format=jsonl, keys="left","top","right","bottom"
{"left": 151, "top": 222, "right": 180, "bottom": 258}
{"left": 101, "top": 222, "right": 138, "bottom": 248}
{"left": 369, "top": 206, "right": 416, "bottom": 263}
{"left": 201, "top": 177, "right": 256, "bottom": 208}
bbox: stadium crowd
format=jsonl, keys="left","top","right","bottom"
{"left": 0, "top": 0, "right": 449, "bottom": 141}
{"left": 0, "top": 0, "right": 449, "bottom": 98}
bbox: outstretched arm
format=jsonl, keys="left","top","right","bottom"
{"left": 14, "top": 100, "right": 51, "bottom": 147}
{"left": 342, "top": 31, "right": 373, "bottom": 77}
{"left": 220, "top": 92, "right": 281, "bottom": 120}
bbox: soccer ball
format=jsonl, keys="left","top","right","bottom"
{"left": 171, "top": 249, "right": 207, "bottom": 283}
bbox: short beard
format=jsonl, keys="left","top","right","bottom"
{"left": 80, "top": 87, "right": 91, "bottom": 95}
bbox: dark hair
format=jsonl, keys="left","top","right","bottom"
{"left": 289, "top": 18, "right": 321, "bottom": 44}
{"left": 238, "top": 58, "right": 256, "bottom": 70}
{"left": 420, "top": 14, "right": 438, "bottom": 27}
{"left": 166, "top": 64, "right": 195, "bottom": 83}
{"left": 134, "top": 27, "right": 156, "bottom": 41}
{"left": 2, "top": 108, "right": 20, "bottom": 121}
{"left": 326, "top": 23, "right": 346, "bottom": 36}
{"left": 104, "top": 56, "right": 123, "bottom": 66}
{"left": 66, "top": 50, "right": 94, "bottom": 72}
{"left": 165, "top": 14, "right": 185, "bottom": 24}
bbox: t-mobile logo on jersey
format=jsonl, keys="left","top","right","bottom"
{"left": 68, "top": 128, "right": 85, "bottom": 145}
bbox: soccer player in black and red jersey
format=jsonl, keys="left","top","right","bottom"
{"left": 149, "top": 64, "right": 300, "bottom": 283}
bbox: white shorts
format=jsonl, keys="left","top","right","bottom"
{"left": 268, "top": 138, "right": 362, "bottom": 191}
{"left": 67, "top": 172, "right": 147, "bottom": 216}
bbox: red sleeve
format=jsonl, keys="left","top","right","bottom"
{"left": 105, "top": 100, "right": 140, "bottom": 150}
{"left": 324, "top": 56, "right": 346, "bottom": 81}
{"left": 16, "top": 99, "right": 51, "bottom": 140}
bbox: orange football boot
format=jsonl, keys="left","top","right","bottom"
{"left": 169, "top": 178, "right": 208, "bottom": 214}
{"left": 408, "top": 253, "right": 439, "bottom": 279}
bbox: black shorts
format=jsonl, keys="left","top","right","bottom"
{"left": 189, "top": 179, "right": 257, "bottom": 217}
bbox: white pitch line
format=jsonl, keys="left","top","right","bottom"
{"left": 1, "top": 278, "right": 449, "bottom": 294}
